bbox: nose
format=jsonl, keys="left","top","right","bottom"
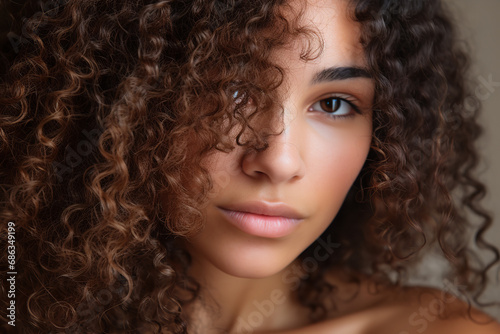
{"left": 241, "top": 115, "right": 306, "bottom": 184}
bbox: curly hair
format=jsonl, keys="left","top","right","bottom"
{"left": 0, "top": 0, "right": 498, "bottom": 332}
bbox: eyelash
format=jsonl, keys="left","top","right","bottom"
{"left": 232, "top": 90, "right": 362, "bottom": 120}
{"left": 308, "top": 95, "right": 361, "bottom": 119}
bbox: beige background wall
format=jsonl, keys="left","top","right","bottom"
{"left": 405, "top": 0, "right": 500, "bottom": 322}
{"left": 446, "top": 0, "right": 500, "bottom": 319}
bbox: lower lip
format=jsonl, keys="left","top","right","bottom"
{"left": 218, "top": 208, "right": 302, "bottom": 238}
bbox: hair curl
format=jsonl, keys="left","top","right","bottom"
{"left": 0, "top": 0, "right": 498, "bottom": 332}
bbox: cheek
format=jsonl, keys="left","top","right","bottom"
{"left": 318, "top": 134, "right": 369, "bottom": 179}
{"left": 307, "top": 120, "right": 372, "bottom": 209}
{"left": 201, "top": 150, "right": 241, "bottom": 193}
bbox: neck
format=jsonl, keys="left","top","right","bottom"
{"left": 184, "top": 256, "right": 311, "bottom": 334}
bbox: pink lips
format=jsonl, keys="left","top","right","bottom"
{"left": 217, "top": 201, "right": 304, "bottom": 238}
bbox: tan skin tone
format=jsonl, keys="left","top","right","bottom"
{"left": 175, "top": 0, "right": 500, "bottom": 333}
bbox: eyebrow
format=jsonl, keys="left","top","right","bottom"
{"left": 311, "top": 66, "right": 372, "bottom": 85}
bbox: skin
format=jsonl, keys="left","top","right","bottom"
{"left": 173, "top": 0, "right": 500, "bottom": 333}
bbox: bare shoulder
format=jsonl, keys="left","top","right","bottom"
{"left": 361, "top": 285, "right": 500, "bottom": 334}
{"left": 259, "top": 284, "right": 500, "bottom": 334}
{"left": 315, "top": 285, "right": 500, "bottom": 334}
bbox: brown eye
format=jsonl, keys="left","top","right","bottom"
{"left": 232, "top": 90, "right": 244, "bottom": 104}
{"left": 319, "top": 98, "right": 342, "bottom": 113}
{"left": 232, "top": 90, "right": 254, "bottom": 106}
{"left": 310, "top": 97, "right": 358, "bottom": 118}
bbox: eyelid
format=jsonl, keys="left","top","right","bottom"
{"left": 308, "top": 93, "right": 362, "bottom": 116}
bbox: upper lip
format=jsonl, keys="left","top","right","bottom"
{"left": 218, "top": 201, "right": 305, "bottom": 219}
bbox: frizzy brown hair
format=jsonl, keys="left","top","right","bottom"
{"left": 0, "top": 0, "right": 498, "bottom": 333}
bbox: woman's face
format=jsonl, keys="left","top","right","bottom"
{"left": 183, "top": 0, "right": 374, "bottom": 278}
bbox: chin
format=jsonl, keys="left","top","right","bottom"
{"left": 206, "top": 242, "right": 298, "bottom": 279}
{"left": 216, "top": 259, "right": 289, "bottom": 279}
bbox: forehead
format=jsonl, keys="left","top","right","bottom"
{"left": 277, "top": 0, "right": 365, "bottom": 70}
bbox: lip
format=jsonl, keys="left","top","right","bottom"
{"left": 217, "top": 201, "right": 305, "bottom": 238}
